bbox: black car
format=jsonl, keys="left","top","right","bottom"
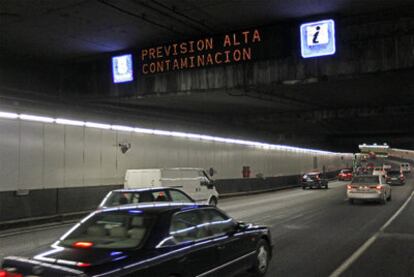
{"left": 385, "top": 170, "right": 405, "bottom": 185}
{"left": 1, "top": 203, "right": 273, "bottom": 277}
{"left": 301, "top": 172, "right": 328, "bottom": 189}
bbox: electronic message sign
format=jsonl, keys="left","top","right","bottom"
{"left": 140, "top": 29, "right": 262, "bottom": 75}
{"left": 300, "top": 19, "right": 336, "bottom": 58}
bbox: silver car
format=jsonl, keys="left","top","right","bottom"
{"left": 347, "top": 175, "right": 391, "bottom": 204}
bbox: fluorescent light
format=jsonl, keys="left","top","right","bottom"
{"left": 20, "top": 114, "right": 55, "bottom": 123}
{"left": 134, "top": 127, "right": 154, "bottom": 134}
{"left": 0, "top": 110, "right": 351, "bottom": 156}
{"left": 0, "top": 112, "right": 18, "bottom": 119}
{"left": 111, "top": 125, "right": 134, "bottom": 132}
{"left": 56, "top": 118, "right": 85, "bottom": 126}
{"left": 85, "top": 122, "right": 111, "bottom": 130}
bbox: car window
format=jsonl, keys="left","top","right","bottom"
{"left": 387, "top": 171, "right": 400, "bottom": 176}
{"left": 169, "top": 210, "right": 207, "bottom": 244}
{"left": 169, "top": 190, "right": 193, "bottom": 203}
{"left": 151, "top": 190, "right": 171, "bottom": 202}
{"left": 59, "top": 211, "right": 155, "bottom": 249}
{"left": 352, "top": 176, "right": 379, "bottom": 184}
{"left": 201, "top": 209, "right": 235, "bottom": 236}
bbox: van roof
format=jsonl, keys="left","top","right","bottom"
{"left": 126, "top": 168, "right": 204, "bottom": 171}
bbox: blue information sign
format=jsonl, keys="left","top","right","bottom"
{"left": 112, "top": 54, "right": 134, "bottom": 83}
{"left": 300, "top": 19, "right": 336, "bottom": 58}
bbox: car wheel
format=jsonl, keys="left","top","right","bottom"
{"left": 302, "top": 186, "right": 307, "bottom": 190}
{"left": 387, "top": 193, "right": 392, "bottom": 201}
{"left": 349, "top": 199, "right": 354, "bottom": 205}
{"left": 208, "top": 197, "right": 217, "bottom": 206}
{"left": 324, "top": 185, "right": 329, "bottom": 189}
{"left": 250, "top": 239, "right": 271, "bottom": 277}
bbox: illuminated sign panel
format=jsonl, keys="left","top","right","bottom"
{"left": 300, "top": 19, "right": 335, "bottom": 58}
{"left": 140, "top": 29, "right": 262, "bottom": 74}
{"left": 112, "top": 54, "right": 134, "bottom": 83}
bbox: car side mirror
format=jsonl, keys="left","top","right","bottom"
{"left": 236, "top": 221, "right": 248, "bottom": 231}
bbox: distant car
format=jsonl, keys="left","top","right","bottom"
{"left": 1, "top": 203, "right": 273, "bottom": 277}
{"left": 347, "top": 175, "right": 391, "bottom": 204}
{"left": 400, "top": 163, "right": 411, "bottom": 174}
{"left": 383, "top": 164, "right": 392, "bottom": 171}
{"left": 98, "top": 187, "right": 196, "bottom": 209}
{"left": 301, "top": 172, "right": 328, "bottom": 189}
{"left": 372, "top": 167, "right": 385, "bottom": 176}
{"left": 338, "top": 169, "right": 353, "bottom": 181}
{"left": 385, "top": 170, "right": 405, "bottom": 185}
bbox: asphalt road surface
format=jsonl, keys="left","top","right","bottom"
{"left": 1, "top": 178, "right": 413, "bottom": 277}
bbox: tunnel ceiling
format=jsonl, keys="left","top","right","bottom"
{"left": 0, "top": 0, "right": 412, "bottom": 60}
{"left": 1, "top": 0, "right": 414, "bottom": 151}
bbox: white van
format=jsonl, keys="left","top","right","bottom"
{"left": 400, "top": 163, "right": 411, "bottom": 174}
{"left": 124, "top": 168, "right": 219, "bottom": 205}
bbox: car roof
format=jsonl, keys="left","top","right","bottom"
{"left": 111, "top": 187, "right": 174, "bottom": 192}
{"left": 99, "top": 202, "right": 210, "bottom": 214}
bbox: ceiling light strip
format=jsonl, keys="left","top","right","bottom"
{"left": 0, "top": 110, "right": 350, "bottom": 155}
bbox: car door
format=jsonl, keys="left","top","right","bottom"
{"left": 201, "top": 208, "right": 257, "bottom": 276}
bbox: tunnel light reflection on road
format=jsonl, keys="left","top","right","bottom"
{"left": 0, "top": 109, "right": 350, "bottom": 155}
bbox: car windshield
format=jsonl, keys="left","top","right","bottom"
{"left": 59, "top": 211, "right": 156, "bottom": 249}
{"left": 352, "top": 176, "right": 379, "bottom": 184}
{"left": 387, "top": 171, "right": 400, "bottom": 176}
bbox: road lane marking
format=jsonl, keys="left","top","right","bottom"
{"left": 329, "top": 189, "right": 414, "bottom": 277}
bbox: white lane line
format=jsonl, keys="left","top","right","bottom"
{"left": 329, "top": 189, "right": 414, "bottom": 277}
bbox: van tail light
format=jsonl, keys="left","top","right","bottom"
{"left": 0, "top": 269, "right": 23, "bottom": 277}
{"left": 372, "top": 185, "right": 383, "bottom": 190}
{"left": 347, "top": 185, "right": 353, "bottom": 190}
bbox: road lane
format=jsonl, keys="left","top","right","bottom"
{"left": 1, "top": 178, "right": 413, "bottom": 277}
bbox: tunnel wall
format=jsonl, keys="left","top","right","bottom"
{"left": 0, "top": 117, "right": 350, "bottom": 193}
{"left": 0, "top": 116, "right": 351, "bottom": 222}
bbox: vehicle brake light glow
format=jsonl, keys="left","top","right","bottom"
{"left": 347, "top": 185, "right": 352, "bottom": 190}
{"left": 73, "top": 241, "right": 94, "bottom": 248}
{"left": 77, "top": 262, "right": 91, "bottom": 267}
{"left": 375, "top": 185, "right": 383, "bottom": 190}
{"left": 0, "top": 270, "right": 23, "bottom": 277}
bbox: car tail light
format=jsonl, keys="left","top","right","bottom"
{"left": 347, "top": 185, "right": 352, "bottom": 190}
{"left": 73, "top": 241, "right": 94, "bottom": 248}
{"left": 77, "top": 262, "right": 91, "bottom": 267}
{"left": 373, "top": 185, "right": 383, "bottom": 190}
{"left": 0, "top": 270, "right": 23, "bottom": 277}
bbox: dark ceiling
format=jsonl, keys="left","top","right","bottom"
{"left": 1, "top": 0, "right": 414, "bottom": 151}
{"left": 0, "top": 0, "right": 412, "bottom": 60}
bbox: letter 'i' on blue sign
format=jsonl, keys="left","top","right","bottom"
{"left": 300, "top": 19, "right": 336, "bottom": 58}
{"left": 112, "top": 54, "right": 134, "bottom": 83}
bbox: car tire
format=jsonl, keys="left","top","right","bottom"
{"left": 387, "top": 193, "right": 392, "bottom": 201}
{"left": 349, "top": 199, "right": 354, "bottom": 205}
{"left": 250, "top": 239, "right": 271, "bottom": 277}
{"left": 324, "top": 185, "right": 329, "bottom": 189}
{"left": 302, "top": 186, "right": 307, "bottom": 190}
{"left": 208, "top": 197, "right": 218, "bottom": 206}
